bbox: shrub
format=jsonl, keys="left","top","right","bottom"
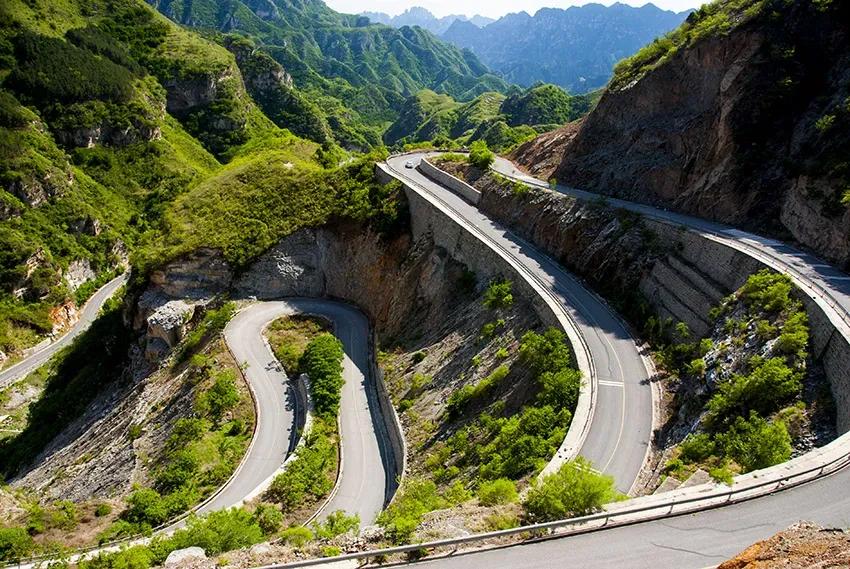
{"left": 377, "top": 478, "right": 446, "bottom": 544}
{"left": 483, "top": 512, "right": 519, "bottom": 531}
{"left": 300, "top": 333, "right": 345, "bottom": 417}
{"left": 679, "top": 433, "right": 716, "bottom": 463}
{"left": 155, "top": 449, "right": 199, "bottom": 493}
{"left": 740, "top": 270, "right": 793, "bottom": 313}
{"left": 444, "top": 481, "right": 473, "bottom": 505}
{"left": 165, "top": 509, "right": 264, "bottom": 556}
{"left": 312, "top": 511, "right": 360, "bottom": 540}
{"left": 279, "top": 526, "right": 313, "bottom": 548}
{"left": 477, "top": 478, "right": 518, "bottom": 506}
{"left": 0, "top": 527, "right": 34, "bottom": 561}
{"left": 519, "top": 328, "right": 572, "bottom": 377}
{"left": 446, "top": 365, "right": 509, "bottom": 417}
{"left": 468, "top": 140, "right": 495, "bottom": 169}
{"left": 776, "top": 311, "right": 808, "bottom": 356}
{"left": 482, "top": 279, "right": 513, "bottom": 309}
{"left": 177, "top": 303, "right": 237, "bottom": 362}
{"left": 523, "top": 458, "right": 618, "bottom": 522}
{"left": 536, "top": 368, "right": 581, "bottom": 410}
{"left": 707, "top": 358, "right": 801, "bottom": 427}
{"left": 197, "top": 370, "right": 240, "bottom": 425}
{"left": 265, "top": 418, "right": 336, "bottom": 511}
{"left": 95, "top": 503, "right": 113, "bottom": 518}
{"left": 123, "top": 487, "right": 168, "bottom": 528}
{"left": 717, "top": 412, "right": 792, "bottom": 473}
{"left": 252, "top": 503, "right": 283, "bottom": 536}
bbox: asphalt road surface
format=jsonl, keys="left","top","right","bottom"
{"left": 386, "top": 154, "right": 654, "bottom": 493}
{"left": 211, "top": 299, "right": 391, "bottom": 526}
{"left": 0, "top": 273, "right": 128, "bottom": 390}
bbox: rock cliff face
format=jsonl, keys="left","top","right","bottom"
{"left": 518, "top": 1, "right": 850, "bottom": 268}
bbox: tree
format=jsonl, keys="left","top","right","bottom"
{"left": 199, "top": 371, "right": 240, "bottom": 425}
{"left": 519, "top": 328, "right": 573, "bottom": 377}
{"left": 300, "top": 333, "right": 345, "bottom": 417}
{"left": 523, "top": 458, "right": 619, "bottom": 522}
{"left": 468, "top": 140, "right": 495, "bottom": 169}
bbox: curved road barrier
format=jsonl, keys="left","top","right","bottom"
{"left": 0, "top": 272, "right": 129, "bottom": 389}
{"left": 382, "top": 155, "right": 654, "bottom": 492}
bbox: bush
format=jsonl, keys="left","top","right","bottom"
{"left": 717, "top": 412, "right": 792, "bottom": 473}
{"left": 161, "top": 509, "right": 264, "bottom": 557}
{"left": 679, "top": 433, "right": 716, "bottom": 463}
{"left": 523, "top": 458, "right": 619, "bottom": 522}
{"left": 741, "top": 270, "right": 793, "bottom": 313}
{"left": 95, "top": 503, "right": 113, "bottom": 518}
{"left": 707, "top": 358, "right": 801, "bottom": 428}
{"left": 197, "top": 370, "right": 240, "bottom": 425}
{"left": 483, "top": 512, "right": 519, "bottom": 531}
{"left": 252, "top": 503, "right": 283, "bottom": 536}
{"left": 123, "top": 487, "right": 168, "bottom": 528}
{"left": 446, "top": 365, "right": 509, "bottom": 417}
{"left": 177, "top": 303, "right": 237, "bottom": 362}
{"left": 776, "top": 311, "right": 808, "bottom": 356}
{"left": 482, "top": 279, "right": 513, "bottom": 309}
{"left": 265, "top": 418, "right": 337, "bottom": 511}
{"left": 300, "top": 333, "right": 345, "bottom": 417}
{"left": 377, "top": 478, "right": 446, "bottom": 544}
{"left": 519, "top": 328, "right": 572, "bottom": 377}
{"left": 536, "top": 368, "right": 581, "bottom": 410}
{"left": 312, "top": 511, "right": 360, "bottom": 539}
{"left": 468, "top": 140, "right": 495, "bottom": 169}
{"left": 279, "top": 526, "right": 313, "bottom": 548}
{"left": 477, "top": 478, "right": 518, "bottom": 506}
{"left": 0, "top": 527, "right": 34, "bottom": 561}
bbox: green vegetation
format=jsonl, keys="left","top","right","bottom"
{"left": 447, "top": 365, "right": 509, "bottom": 418}
{"left": 178, "top": 302, "right": 236, "bottom": 362}
{"left": 265, "top": 328, "right": 345, "bottom": 517}
{"left": 663, "top": 270, "right": 819, "bottom": 481}
{"left": 611, "top": 0, "right": 769, "bottom": 90}
{"left": 377, "top": 478, "right": 448, "bottom": 544}
{"left": 383, "top": 84, "right": 594, "bottom": 151}
{"left": 266, "top": 315, "right": 331, "bottom": 375}
{"left": 482, "top": 278, "right": 513, "bottom": 309}
{"left": 265, "top": 417, "right": 338, "bottom": 513}
{"left": 523, "top": 458, "right": 619, "bottom": 522}
{"left": 476, "top": 478, "right": 518, "bottom": 506}
{"left": 301, "top": 333, "right": 345, "bottom": 418}
{"left": 468, "top": 140, "right": 495, "bottom": 170}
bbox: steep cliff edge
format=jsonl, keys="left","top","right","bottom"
{"left": 514, "top": 0, "right": 850, "bottom": 268}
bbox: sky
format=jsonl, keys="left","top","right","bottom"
{"left": 324, "top": 0, "right": 703, "bottom": 19}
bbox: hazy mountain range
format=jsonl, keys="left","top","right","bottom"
{"left": 366, "top": 3, "right": 691, "bottom": 94}
{"left": 360, "top": 7, "right": 494, "bottom": 35}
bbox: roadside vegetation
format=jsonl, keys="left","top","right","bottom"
{"left": 263, "top": 318, "right": 345, "bottom": 525}
{"left": 659, "top": 270, "right": 833, "bottom": 484}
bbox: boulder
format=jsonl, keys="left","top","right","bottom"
{"left": 164, "top": 546, "right": 207, "bottom": 567}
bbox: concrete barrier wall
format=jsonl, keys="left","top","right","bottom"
{"left": 418, "top": 159, "right": 481, "bottom": 205}
{"left": 369, "top": 330, "right": 407, "bottom": 504}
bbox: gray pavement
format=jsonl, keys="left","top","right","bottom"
{"left": 386, "top": 154, "right": 654, "bottom": 493}
{"left": 0, "top": 273, "right": 128, "bottom": 390}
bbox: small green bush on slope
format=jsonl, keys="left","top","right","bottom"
{"left": 300, "top": 333, "right": 345, "bottom": 418}
{"left": 523, "top": 458, "right": 619, "bottom": 522}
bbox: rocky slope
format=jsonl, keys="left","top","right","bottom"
{"left": 719, "top": 522, "right": 850, "bottom": 569}
{"left": 522, "top": 0, "right": 850, "bottom": 269}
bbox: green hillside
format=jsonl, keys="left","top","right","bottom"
{"left": 147, "top": 0, "right": 509, "bottom": 149}
{"left": 384, "top": 84, "right": 600, "bottom": 150}
{"left": 0, "top": 0, "right": 323, "bottom": 358}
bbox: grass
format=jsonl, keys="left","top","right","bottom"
{"left": 265, "top": 315, "right": 332, "bottom": 375}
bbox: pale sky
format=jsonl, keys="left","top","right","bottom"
{"left": 325, "top": 0, "right": 702, "bottom": 19}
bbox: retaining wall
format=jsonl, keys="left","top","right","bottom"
{"left": 418, "top": 159, "right": 481, "bottom": 205}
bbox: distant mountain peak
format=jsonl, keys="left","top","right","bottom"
{"left": 360, "top": 6, "right": 494, "bottom": 35}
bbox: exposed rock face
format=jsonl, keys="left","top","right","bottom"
{"left": 64, "top": 259, "right": 96, "bottom": 292}
{"left": 54, "top": 121, "right": 162, "bottom": 148}
{"left": 165, "top": 547, "right": 207, "bottom": 567}
{"left": 6, "top": 165, "right": 74, "bottom": 209}
{"left": 719, "top": 522, "right": 850, "bottom": 569}
{"left": 135, "top": 291, "right": 195, "bottom": 362}
{"left": 49, "top": 300, "right": 80, "bottom": 335}
{"left": 523, "top": 2, "right": 850, "bottom": 268}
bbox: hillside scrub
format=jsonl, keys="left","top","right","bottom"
{"left": 661, "top": 270, "right": 833, "bottom": 483}
{"left": 523, "top": 458, "right": 619, "bottom": 522}
{"left": 300, "top": 333, "right": 345, "bottom": 418}
{"left": 265, "top": 315, "right": 331, "bottom": 375}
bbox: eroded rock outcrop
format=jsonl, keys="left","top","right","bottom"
{"left": 514, "top": 1, "right": 850, "bottom": 268}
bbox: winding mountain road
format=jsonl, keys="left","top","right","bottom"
{"left": 386, "top": 154, "right": 654, "bottom": 493}
{"left": 373, "top": 152, "right": 850, "bottom": 568}
{"left": 0, "top": 273, "right": 128, "bottom": 390}
{"left": 209, "top": 299, "right": 391, "bottom": 526}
